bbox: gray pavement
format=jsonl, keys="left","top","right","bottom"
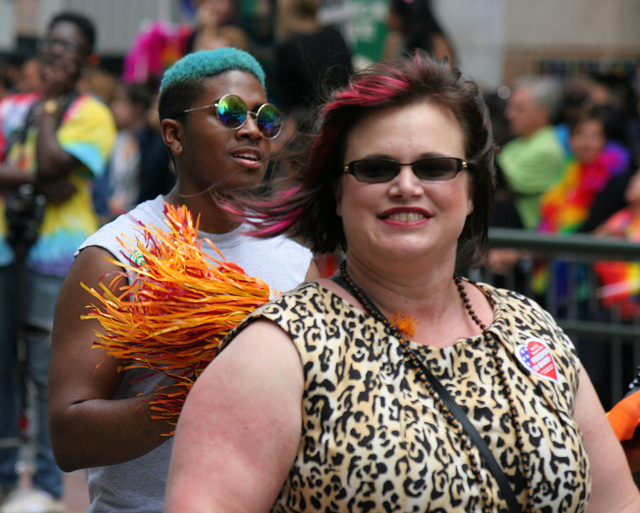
{"left": 61, "top": 471, "right": 89, "bottom": 513}
{"left": 15, "top": 448, "right": 89, "bottom": 513}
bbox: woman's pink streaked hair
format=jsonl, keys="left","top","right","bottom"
{"left": 223, "top": 51, "right": 495, "bottom": 266}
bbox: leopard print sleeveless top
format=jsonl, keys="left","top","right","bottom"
{"left": 226, "top": 280, "right": 591, "bottom": 512}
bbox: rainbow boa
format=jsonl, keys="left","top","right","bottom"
{"left": 539, "top": 142, "right": 629, "bottom": 234}
{"left": 533, "top": 142, "right": 630, "bottom": 298}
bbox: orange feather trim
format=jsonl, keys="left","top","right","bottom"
{"left": 389, "top": 313, "right": 417, "bottom": 339}
{"left": 81, "top": 203, "right": 272, "bottom": 432}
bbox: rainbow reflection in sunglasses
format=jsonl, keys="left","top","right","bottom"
{"left": 344, "top": 157, "right": 468, "bottom": 183}
{"left": 178, "top": 94, "right": 283, "bottom": 139}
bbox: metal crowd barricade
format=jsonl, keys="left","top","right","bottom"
{"left": 465, "top": 227, "right": 640, "bottom": 409}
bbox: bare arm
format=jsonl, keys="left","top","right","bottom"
{"left": 574, "top": 364, "right": 640, "bottom": 512}
{"left": 0, "top": 151, "right": 75, "bottom": 204}
{"left": 48, "top": 246, "right": 174, "bottom": 472}
{"left": 36, "top": 54, "right": 82, "bottom": 181}
{"left": 164, "top": 320, "right": 303, "bottom": 513}
{"left": 35, "top": 109, "right": 80, "bottom": 180}
{"left": 0, "top": 163, "right": 36, "bottom": 191}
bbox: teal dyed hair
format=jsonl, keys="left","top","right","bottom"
{"left": 159, "top": 48, "right": 266, "bottom": 94}
{"left": 158, "top": 47, "right": 267, "bottom": 121}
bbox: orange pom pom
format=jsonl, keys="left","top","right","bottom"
{"left": 82, "top": 203, "right": 272, "bottom": 432}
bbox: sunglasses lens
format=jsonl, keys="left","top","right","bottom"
{"left": 216, "top": 95, "right": 247, "bottom": 129}
{"left": 413, "top": 158, "right": 460, "bottom": 181}
{"left": 352, "top": 160, "right": 399, "bottom": 183}
{"left": 256, "top": 104, "right": 282, "bottom": 139}
{"left": 348, "top": 158, "right": 463, "bottom": 183}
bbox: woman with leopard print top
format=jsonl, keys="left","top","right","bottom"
{"left": 164, "top": 51, "right": 640, "bottom": 513}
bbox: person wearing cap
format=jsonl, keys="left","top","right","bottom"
{"left": 48, "top": 48, "right": 317, "bottom": 513}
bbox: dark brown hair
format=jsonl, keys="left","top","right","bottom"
{"left": 228, "top": 51, "right": 496, "bottom": 267}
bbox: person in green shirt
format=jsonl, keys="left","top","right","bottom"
{"left": 497, "top": 75, "right": 567, "bottom": 230}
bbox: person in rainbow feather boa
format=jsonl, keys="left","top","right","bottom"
{"left": 532, "top": 104, "right": 633, "bottom": 410}
{"left": 533, "top": 104, "right": 632, "bottom": 303}
{"left": 538, "top": 105, "right": 631, "bottom": 236}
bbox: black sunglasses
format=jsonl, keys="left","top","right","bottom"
{"left": 344, "top": 157, "right": 468, "bottom": 183}
{"left": 177, "top": 93, "right": 283, "bottom": 139}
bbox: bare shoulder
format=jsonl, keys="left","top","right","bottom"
{"left": 73, "top": 245, "right": 122, "bottom": 276}
{"left": 51, "top": 245, "right": 127, "bottom": 399}
{"left": 200, "top": 319, "right": 303, "bottom": 390}
{"left": 574, "top": 365, "right": 640, "bottom": 512}
{"left": 60, "top": 245, "right": 121, "bottom": 292}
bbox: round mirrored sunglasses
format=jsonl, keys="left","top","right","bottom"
{"left": 178, "top": 94, "right": 283, "bottom": 139}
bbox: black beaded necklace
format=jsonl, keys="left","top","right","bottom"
{"left": 338, "top": 260, "right": 533, "bottom": 513}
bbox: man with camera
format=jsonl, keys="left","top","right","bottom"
{"left": 0, "top": 12, "right": 116, "bottom": 513}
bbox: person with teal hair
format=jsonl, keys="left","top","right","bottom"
{"left": 48, "top": 47, "right": 318, "bottom": 513}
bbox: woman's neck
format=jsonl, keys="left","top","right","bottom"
{"left": 341, "top": 258, "right": 492, "bottom": 347}
{"left": 343, "top": 258, "right": 455, "bottom": 316}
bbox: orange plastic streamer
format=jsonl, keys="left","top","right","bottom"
{"left": 81, "top": 203, "right": 272, "bottom": 430}
{"left": 608, "top": 389, "right": 640, "bottom": 442}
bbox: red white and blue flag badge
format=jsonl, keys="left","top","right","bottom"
{"left": 515, "top": 338, "right": 558, "bottom": 382}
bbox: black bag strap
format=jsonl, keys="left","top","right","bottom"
{"left": 411, "top": 355, "right": 523, "bottom": 513}
{"left": 330, "top": 274, "right": 523, "bottom": 513}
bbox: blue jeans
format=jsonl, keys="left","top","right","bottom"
{"left": 0, "top": 266, "right": 63, "bottom": 498}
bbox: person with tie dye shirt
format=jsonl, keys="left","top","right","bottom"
{"left": 0, "top": 11, "right": 115, "bottom": 513}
